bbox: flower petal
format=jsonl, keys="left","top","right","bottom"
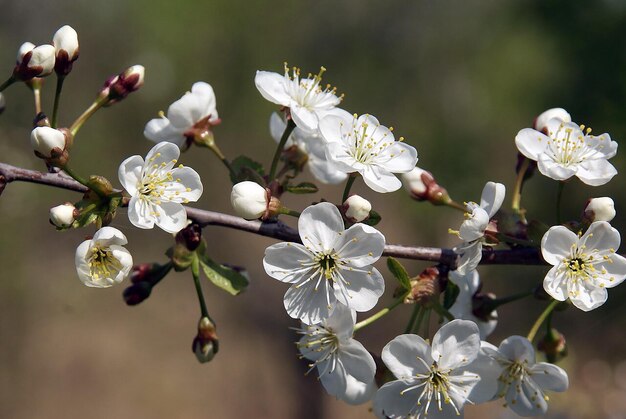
{"left": 154, "top": 201, "right": 188, "bottom": 233}
{"left": 379, "top": 142, "right": 419, "bottom": 173}
{"left": 479, "top": 181, "right": 505, "bottom": 218}
{"left": 537, "top": 154, "right": 576, "bottom": 181}
{"left": 339, "top": 375, "right": 377, "bottom": 405}
{"left": 431, "top": 319, "right": 480, "bottom": 370}
{"left": 92, "top": 226, "right": 128, "bottom": 246}
{"left": 291, "top": 104, "right": 319, "bottom": 131}
{"left": 576, "top": 159, "right": 617, "bottom": 186}
{"left": 118, "top": 155, "right": 144, "bottom": 196}
{"left": 263, "top": 242, "right": 314, "bottom": 283}
{"left": 361, "top": 165, "right": 402, "bottom": 193}
{"left": 255, "top": 71, "right": 290, "bottom": 105}
{"left": 323, "top": 304, "right": 356, "bottom": 339}
{"left": 459, "top": 205, "right": 489, "bottom": 241}
{"left": 373, "top": 380, "right": 420, "bottom": 418}
{"left": 515, "top": 128, "right": 549, "bottom": 160}
{"left": 530, "top": 362, "right": 569, "bottom": 392}
{"left": 334, "top": 267, "right": 384, "bottom": 312}
{"left": 333, "top": 223, "right": 385, "bottom": 267}
{"left": 337, "top": 339, "right": 376, "bottom": 383}
{"left": 498, "top": 335, "right": 536, "bottom": 363}
{"left": 143, "top": 117, "right": 185, "bottom": 147}
{"left": 319, "top": 113, "right": 352, "bottom": 144}
{"left": 454, "top": 241, "right": 483, "bottom": 276}
{"left": 298, "top": 202, "right": 344, "bottom": 253}
{"left": 581, "top": 221, "right": 621, "bottom": 253}
{"left": 567, "top": 279, "right": 607, "bottom": 311}
{"left": 381, "top": 334, "right": 433, "bottom": 379}
{"left": 144, "top": 142, "right": 180, "bottom": 174}
{"left": 284, "top": 279, "right": 333, "bottom": 324}
{"left": 127, "top": 196, "right": 156, "bottom": 230}
{"left": 541, "top": 225, "right": 578, "bottom": 265}
{"left": 168, "top": 166, "right": 203, "bottom": 201}
{"left": 543, "top": 265, "right": 568, "bottom": 301}
{"left": 594, "top": 253, "right": 626, "bottom": 288}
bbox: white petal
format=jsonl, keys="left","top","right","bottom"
{"left": 454, "top": 241, "right": 483, "bottom": 275}
{"left": 530, "top": 362, "right": 569, "bottom": 393}
{"left": 128, "top": 197, "right": 156, "bottom": 230}
{"left": 291, "top": 104, "right": 319, "bottom": 131}
{"left": 263, "top": 242, "right": 314, "bottom": 283}
{"left": 338, "top": 375, "right": 377, "bottom": 405}
{"left": 543, "top": 265, "right": 568, "bottom": 301}
{"left": 284, "top": 280, "right": 333, "bottom": 324}
{"left": 324, "top": 141, "right": 359, "bottom": 174}
{"left": 75, "top": 240, "right": 92, "bottom": 285}
{"left": 298, "top": 202, "right": 344, "bottom": 253}
{"left": 333, "top": 223, "right": 385, "bottom": 267}
{"left": 537, "top": 154, "right": 576, "bottom": 181}
{"left": 153, "top": 201, "right": 188, "bottom": 233}
{"left": 191, "top": 81, "right": 218, "bottom": 121}
{"left": 581, "top": 221, "right": 620, "bottom": 253}
{"left": 168, "top": 166, "right": 203, "bottom": 201}
{"left": 541, "top": 225, "right": 578, "bottom": 265}
{"left": 459, "top": 205, "right": 489, "bottom": 241}
{"left": 576, "top": 159, "right": 617, "bottom": 186}
{"left": 373, "top": 380, "right": 420, "bottom": 418}
{"left": 92, "top": 226, "right": 128, "bottom": 246}
{"left": 361, "top": 165, "right": 402, "bottom": 193}
{"left": 323, "top": 304, "right": 356, "bottom": 339}
{"left": 144, "top": 142, "right": 180, "bottom": 173}
{"left": 479, "top": 181, "right": 506, "bottom": 218}
{"left": 109, "top": 245, "right": 133, "bottom": 283}
{"left": 307, "top": 158, "right": 348, "bottom": 184}
{"left": 381, "top": 334, "right": 433, "bottom": 379}
{"left": 337, "top": 339, "right": 376, "bottom": 383}
{"left": 515, "top": 128, "right": 549, "bottom": 160}
{"left": 464, "top": 353, "right": 500, "bottom": 403}
{"left": 319, "top": 113, "right": 352, "bottom": 144}
{"left": 254, "top": 71, "right": 290, "bottom": 105}
{"left": 498, "top": 335, "right": 535, "bottom": 363}
{"left": 143, "top": 117, "right": 185, "bottom": 147}
{"left": 118, "top": 155, "right": 144, "bottom": 196}
{"left": 594, "top": 254, "right": 626, "bottom": 287}
{"left": 506, "top": 376, "right": 547, "bottom": 416}
{"left": 334, "top": 267, "right": 384, "bottom": 312}
{"left": 269, "top": 112, "right": 288, "bottom": 143}
{"left": 379, "top": 142, "right": 419, "bottom": 173}
{"left": 567, "top": 279, "right": 607, "bottom": 311}
{"left": 585, "top": 133, "right": 617, "bottom": 159}
{"left": 431, "top": 319, "right": 480, "bottom": 370}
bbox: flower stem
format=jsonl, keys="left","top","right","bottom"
{"left": 495, "top": 233, "right": 537, "bottom": 248}
{"left": 445, "top": 200, "right": 467, "bottom": 212}
{"left": 62, "top": 165, "right": 90, "bottom": 187}
{"left": 556, "top": 181, "right": 565, "bottom": 224}
{"left": 278, "top": 207, "right": 301, "bottom": 218}
{"left": 490, "top": 290, "right": 534, "bottom": 308}
{"left": 431, "top": 301, "right": 454, "bottom": 321}
{"left": 512, "top": 157, "right": 530, "bottom": 214}
{"left": 0, "top": 76, "right": 16, "bottom": 92}
{"left": 30, "top": 81, "right": 42, "bottom": 115}
{"left": 404, "top": 304, "right": 422, "bottom": 334}
{"left": 269, "top": 118, "right": 295, "bottom": 181}
{"left": 191, "top": 254, "right": 210, "bottom": 319}
{"left": 51, "top": 75, "right": 65, "bottom": 128}
{"left": 354, "top": 294, "right": 407, "bottom": 332}
{"left": 527, "top": 299, "right": 560, "bottom": 343}
{"left": 342, "top": 173, "right": 357, "bottom": 203}
{"left": 69, "top": 98, "right": 106, "bottom": 136}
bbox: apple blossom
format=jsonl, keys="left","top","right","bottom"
{"left": 118, "top": 141, "right": 203, "bottom": 233}
{"left": 230, "top": 181, "right": 269, "bottom": 220}
{"left": 583, "top": 197, "right": 615, "bottom": 223}
{"left": 255, "top": 64, "right": 342, "bottom": 131}
{"left": 296, "top": 304, "right": 376, "bottom": 405}
{"left": 319, "top": 113, "right": 418, "bottom": 193}
{"left": 515, "top": 118, "right": 618, "bottom": 186}
{"left": 482, "top": 336, "right": 569, "bottom": 417}
{"left": 75, "top": 226, "right": 133, "bottom": 288}
{"left": 452, "top": 181, "right": 505, "bottom": 275}
{"left": 541, "top": 221, "right": 626, "bottom": 311}
{"left": 263, "top": 202, "right": 385, "bottom": 325}
{"left": 144, "top": 82, "right": 219, "bottom": 148}
{"left": 49, "top": 203, "right": 76, "bottom": 228}
{"left": 374, "top": 320, "right": 498, "bottom": 418}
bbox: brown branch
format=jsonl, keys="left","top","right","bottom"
{"left": 0, "top": 162, "right": 546, "bottom": 266}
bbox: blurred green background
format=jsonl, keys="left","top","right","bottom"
{"left": 1, "top": 0, "right": 625, "bottom": 417}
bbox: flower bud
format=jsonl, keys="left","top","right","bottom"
{"left": 401, "top": 166, "right": 451, "bottom": 205}
{"left": 471, "top": 292, "right": 498, "bottom": 322}
{"left": 100, "top": 65, "right": 145, "bottom": 106}
{"left": 583, "top": 197, "right": 615, "bottom": 223}
{"left": 192, "top": 317, "right": 219, "bottom": 363}
{"left": 30, "top": 126, "right": 66, "bottom": 158}
{"left": 53, "top": 25, "right": 79, "bottom": 75}
{"left": 343, "top": 194, "right": 371, "bottom": 223}
{"left": 49, "top": 202, "right": 76, "bottom": 228}
{"left": 123, "top": 281, "right": 152, "bottom": 306}
{"left": 406, "top": 266, "right": 441, "bottom": 306}
{"left": 0, "top": 92, "right": 5, "bottom": 114}
{"left": 14, "top": 43, "right": 55, "bottom": 80}
{"left": 534, "top": 108, "right": 571, "bottom": 133}
{"left": 231, "top": 181, "right": 270, "bottom": 220}
{"left": 538, "top": 328, "right": 568, "bottom": 363}
{"left": 175, "top": 223, "right": 202, "bottom": 251}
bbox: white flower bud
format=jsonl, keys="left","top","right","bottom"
{"left": 30, "top": 126, "right": 66, "bottom": 157}
{"left": 534, "top": 108, "right": 571, "bottom": 133}
{"left": 49, "top": 203, "right": 76, "bottom": 228}
{"left": 344, "top": 195, "right": 371, "bottom": 222}
{"left": 53, "top": 25, "right": 79, "bottom": 60}
{"left": 16, "top": 42, "right": 35, "bottom": 62}
{"left": 584, "top": 197, "right": 615, "bottom": 222}
{"left": 0, "top": 92, "right": 5, "bottom": 114}
{"left": 29, "top": 45, "right": 55, "bottom": 76}
{"left": 230, "top": 181, "right": 268, "bottom": 220}
{"left": 401, "top": 167, "right": 428, "bottom": 195}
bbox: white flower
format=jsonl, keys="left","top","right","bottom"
{"left": 49, "top": 203, "right": 76, "bottom": 228}
{"left": 447, "top": 269, "right": 497, "bottom": 339}
{"left": 534, "top": 108, "right": 571, "bottom": 133}
{"left": 144, "top": 82, "right": 219, "bottom": 148}
{"left": 541, "top": 221, "right": 626, "bottom": 311}
{"left": 584, "top": 197, "right": 615, "bottom": 223}
{"left": 515, "top": 118, "right": 618, "bottom": 186}
{"left": 296, "top": 304, "right": 377, "bottom": 405}
{"left": 230, "top": 181, "right": 268, "bottom": 220}
{"left": 118, "top": 142, "right": 203, "bottom": 233}
{"left": 75, "top": 227, "right": 133, "bottom": 288}
{"left": 453, "top": 182, "right": 505, "bottom": 275}
{"left": 344, "top": 194, "right": 371, "bottom": 223}
{"left": 482, "top": 336, "right": 569, "bottom": 417}
{"left": 15, "top": 43, "right": 55, "bottom": 78}
{"left": 263, "top": 202, "right": 385, "bottom": 325}
{"left": 53, "top": 25, "right": 79, "bottom": 61}
{"left": 374, "top": 320, "right": 498, "bottom": 418}
{"left": 30, "top": 126, "right": 66, "bottom": 157}
{"left": 269, "top": 112, "right": 348, "bottom": 184}
{"left": 319, "top": 113, "right": 418, "bottom": 193}
{"left": 255, "top": 64, "right": 342, "bottom": 131}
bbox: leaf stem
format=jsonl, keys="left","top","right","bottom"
{"left": 191, "top": 254, "right": 210, "bottom": 318}
{"left": 342, "top": 173, "right": 357, "bottom": 203}
{"left": 512, "top": 157, "right": 530, "bottom": 214}
{"left": 527, "top": 299, "right": 560, "bottom": 343}
{"left": 404, "top": 304, "right": 422, "bottom": 334}
{"left": 354, "top": 294, "right": 407, "bottom": 332}
{"left": 69, "top": 98, "right": 106, "bottom": 136}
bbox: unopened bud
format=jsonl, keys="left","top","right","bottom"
{"left": 123, "top": 281, "right": 152, "bottom": 306}
{"left": 0, "top": 92, "right": 5, "bottom": 114}
{"left": 87, "top": 175, "right": 114, "bottom": 196}
{"left": 534, "top": 108, "right": 571, "bottom": 133}
{"left": 231, "top": 181, "right": 270, "bottom": 220}
{"left": 583, "top": 197, "right": 615, "bottom": 223}
{"left": 406, "top": 266, "right": 441, "bottom": 305}
{"left": 130, "top": 263, "right": 159, "bottom": 284}
{"left": 538, "top": 328, "right": 568, "bottom": 363}
{"left": 30, "top": 126, "right": 66, "bottom": 158}
{"left": 14, "top": 43, "right": 55, "bottom": 80}
{"left": 343, "top": 194, "right": 371, "bottom": 223}
{"left": 100, "top": 65, "right": 145, "bottom": 106}
{"left": 401, "top": 167, "right": 451, "bottom": 205}
{"left": 192, "top": 317, "right": 219, "bottom": 363}
{"left": 175, "top": 223, "right": 202, "bottom": 251}
{"left": 471, "top": 292, "right": 498, "bottom": 322}
{"left": 53, "top": 25, "right": 79, "bottom": 75}
{"left": 49, "top": 202, "right": 76, "bottom": 228}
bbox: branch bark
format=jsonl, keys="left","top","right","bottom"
{"left": 0, "top": 162, "right": 546, "bottom": 266}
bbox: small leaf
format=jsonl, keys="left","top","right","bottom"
{"left": 362, "top": 210, "right": 381, "bottom": 226}
{"left": 199, "top": 255, "right": 249, "bottom": 295}
{"left": 166, "top": 244, "right": 194, "bottom": 271}
{"left": 284, "top": 182, "right": 318, "bottom": 194}
{"left": 443, "top": 280, "right": 460, "bottom": 310}
{"left": 229, "top": 155, "right": 266, "bottom": 184}
{"left": 387, "top": 257, "right": 411, "bottom": 291}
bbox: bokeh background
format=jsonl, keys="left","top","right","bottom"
{"left": 1, "top": 0, "right": 626, "bottom": 418}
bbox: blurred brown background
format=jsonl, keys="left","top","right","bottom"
{"left": 1, "top": 0, "right": 626, "bottom": 418}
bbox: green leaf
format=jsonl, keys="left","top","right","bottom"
{"left": 229, "top": 155, "right": 266, "bottom": 185}
{"left": 362, "top": 210, "right": 381, "bottom": 226}
{"left": 284, "top": 182, "right": 318, "bottom": 194}
{"left": 443, "top": 280, "right": 460, "bottom": 310}
{"left": 387, "top": 257, "right": 411, "bottom": 291}
{"left": 199, "top": 255, "right": 249, "bottom": 295}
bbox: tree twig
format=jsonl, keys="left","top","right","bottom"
{"left": 0, "top": 162, "right": 547, "bottom": 267}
